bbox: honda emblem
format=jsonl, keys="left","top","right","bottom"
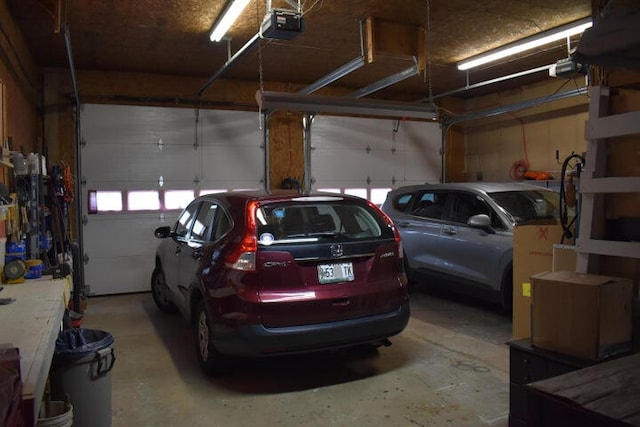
{"left": 330, "top": 244, "right": 344, "bottom": 258}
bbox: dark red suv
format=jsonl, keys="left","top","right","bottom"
{"left": 151, "top": 191, "right": 409, "bottom": 375}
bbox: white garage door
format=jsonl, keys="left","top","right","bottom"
{"left": 80, "top": 104, "right": 263, "bottom": 295}
{"left": 310, "top": 116, "right": 441, "bottom": 204}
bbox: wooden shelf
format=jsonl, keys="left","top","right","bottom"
{"left": 585, "top": 110, "right": 640, "bottom": 140}
{"left": 576, "top": 238, "right": 640, "bottom": 259}
{"left": 577, "top": 86, "right": 640, "bottom": 272}
{"left": 580, "top": 177, "right": 640, "bottom": 194}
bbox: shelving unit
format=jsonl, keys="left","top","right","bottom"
{"left": 14, "top": 166, "right": 50, "bottom": 262}
{"left": 576, "top": 85, "right": 640, "bottom": 272}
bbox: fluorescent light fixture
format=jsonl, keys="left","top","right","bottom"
{"left": 457, "top": 17, "right": 592, "bottom": 70}
{"left": 209, "top": 0, "right": 252, "bottom": 42}
{"left": 256, "top": 91, "right": 438, "bottom": 119}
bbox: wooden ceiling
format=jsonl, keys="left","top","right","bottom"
{"left": 7, "top": 0, "right": 592, "bottom": 102}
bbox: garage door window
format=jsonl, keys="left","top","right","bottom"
{"left": 316, "top": 188, "right": 391, "bottom": 206}
{"left": 89, "top": 190, "right": 123, "bottom": 213}
{"left": 128, "top": 190, "right": 160, "bottom": 211}
{"left": 165, "top": 190, "right": 194, "bottom": 210}
{"left": 370, "top": 188, "right": 391, "bottom": 206}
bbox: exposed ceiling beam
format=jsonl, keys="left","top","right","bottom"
{"left": 443, "top": 86, "right": 587, "bottom": 125}
{"left": 298, "top": 56, "right": 366, "bottom": 95}
{"left": 196, "top": 33, "right": 261, "bottom": 98}
{"left": 349, "top": 62, "right": 419, "bottom": 98}
{"left": 256, "top": 90, "right": 437, "bottom": 119}
{"left": 426, "top": 64, "right": 555, "bottom": 101}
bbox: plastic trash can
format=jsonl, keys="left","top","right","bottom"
{"left": 50, "top": 329, "right": 116, "bottom": 427}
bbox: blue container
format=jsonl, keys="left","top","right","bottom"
{"left": 24, "top": 261, "right": 45, "bottom": 279}
{"left": 39, "top": 234, "right": 52, "bottom": 251}
{"left": 5, "top": 241, "right": 26, "bottom": 263}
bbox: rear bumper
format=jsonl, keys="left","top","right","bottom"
{"left": 213, "top": 301, "right": 410, "bottom": 357}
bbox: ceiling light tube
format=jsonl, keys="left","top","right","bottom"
{"left": 457, "top": 17, "right": 592, "bottom": 70}
{"left": 209, "top": 0, "right": 252, "bottom": 42}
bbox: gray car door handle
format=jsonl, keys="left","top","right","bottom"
{"left": 443, "top": 227, "right": 457, "bottom": 235}
{"left": 397, "top": 221, "right": 410, "bottom": 228}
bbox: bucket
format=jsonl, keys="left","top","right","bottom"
{"left": 37, "top": 401, "right": 73, "bottom": 427}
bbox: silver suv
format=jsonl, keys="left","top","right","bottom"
{"left": 381, "top": 182, "right": 559, "bottom": 309}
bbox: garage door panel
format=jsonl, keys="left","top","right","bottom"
{"left": 198, "top": 180, "right": 261, "bottom": 191}
{"left": 82, "top": 143, "right": 200, "bottom": 182}
{"left": 82, "top": 104, "right": 196, "bottom": 145}
{"left": 83, "top": 215, "right": 168, "bottom": 258}
{"left": 312, "top": 116, "right": 441, "bottom": 189}
{"left": 401, "top": 148, "right": 442, "bottom": 182}
{"left": 200, "top": 145, "right": 263, "bottom": 182}
{"left": 367, "top": 149, "right": 397, "bottom": 177}
{"left": 82, "top": 181, "right": 198, "bottom": 194}
{"left": 200, "top": 110, "right": 262, "bottom": 146}
{"left": 312, "top": 147, "right": 366, "bottom": 182}
{"left": 313, "top": 117, "right": 397, "bottom": 150}
{"left": 84, "top": 255, "right": 155, "bottom": 295}
{"left": 81, "top": 104, "right": 262, "bottom": 295}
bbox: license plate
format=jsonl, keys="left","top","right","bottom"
{"left": 317, "top": 262, "right": 354, "bottom": 284}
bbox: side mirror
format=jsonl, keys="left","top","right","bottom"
{"left": 154, "top": 226, "right": 173, "bottom": 239}
{"left": 467, "top": 214, "right": 495, "bottom": 234}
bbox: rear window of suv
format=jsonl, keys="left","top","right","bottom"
{"left": 255, "top": 202, "right": 391, "bottom": 245}
{"left": 489, "top": 190, "right": 559, "bottom": 224}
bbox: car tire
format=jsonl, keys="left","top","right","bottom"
{"left": 195, "top": 299, "right": 231, "bottom": 376}
{"left": 151, "top": 267, "right": 177, "bottom": 313}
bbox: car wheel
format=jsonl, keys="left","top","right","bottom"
{"left": 195, "top": 299, "right": 231, "bottom": 376}
{"left": 501, "top": 267, "right": 513, "bottom": 312}
{"left": 151, "top": 267, "right": 177, "bottom": 313}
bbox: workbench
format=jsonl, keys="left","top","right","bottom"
{"left": 0, "top": 277, "right": 71, "bottom": 426}
{"left": 507, "top": 338, "right": 595, "bottom": 426}
{"left": 527, "top": 352, "right": 640, "bottom": 426}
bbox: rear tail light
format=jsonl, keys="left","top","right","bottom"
{"left": 225, "top": 200, "right": 259, "bottom": 271}
{"left": 367, "top": 200, "right": 404, "bottom": 259}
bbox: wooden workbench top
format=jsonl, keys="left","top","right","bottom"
{"left": 0, "top": 276, "right": 71, "bottom": 426}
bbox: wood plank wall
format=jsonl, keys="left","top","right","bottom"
{"left": 0, "top": 0, "right": 40, "bottom": 156}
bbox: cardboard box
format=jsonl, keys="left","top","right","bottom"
{"left": 552, "top": 244, "right": 576, "bottom": 272}
{"left": 512, "top": 224, "right": 566, "bottom": 339}
{"left": 531, "top": 270, "right": 633, "bottom": 361}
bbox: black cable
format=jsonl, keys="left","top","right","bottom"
{"left": 559, "top": 153, "right": 585, "bottom": 244}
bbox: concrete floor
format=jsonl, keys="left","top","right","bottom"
{"left": 81, "top": 288, "right": 512, "bottom": 427}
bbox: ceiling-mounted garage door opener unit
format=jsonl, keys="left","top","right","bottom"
{"left": 261, "top": 9, "right": 303, "bottom": 40}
